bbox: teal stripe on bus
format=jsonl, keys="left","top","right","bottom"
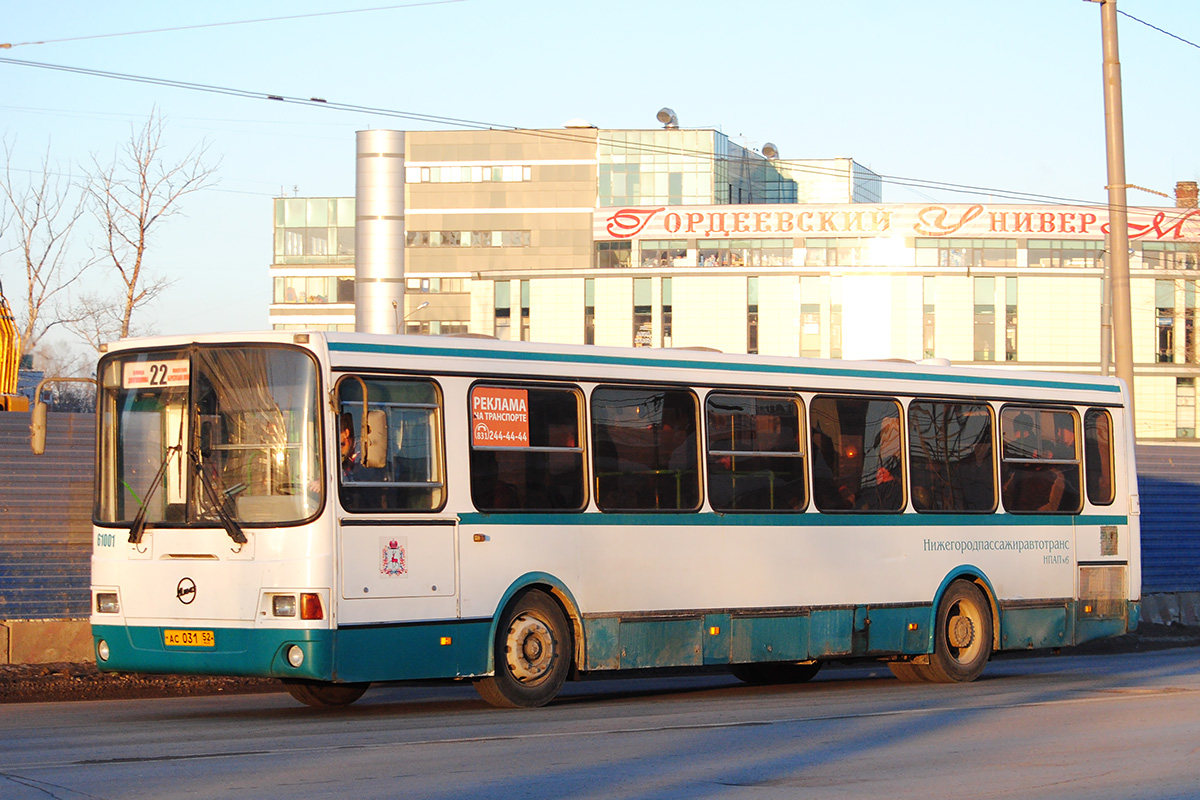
{"left": 327, "top": 341, "right": 1122, "bottom": 394}
{"left": 457, "top": 512, "right": 1129, "bottom": 528}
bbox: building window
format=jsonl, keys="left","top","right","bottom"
{"left": 1187, "top": 282, "right": 1198, "bottom": 363}
{"left": 974, "top": 277, "right": 996, "bottom": 361}
{"left": 640, "top": 240, "right": 687, "bottom": 268}
{"left": 406, "top": 277, "right": 467, "bottom": 294}
{"left": 698, "top": 239, "right": 790, "bottom": 268}
{"left": 520, "top": 280, "right": 530, "bottom": 342}
{"left": 406, "top": 230, "right": 529, "bottom": 247}
{"left": 1143, "top": 242, "right": 1200, "bottom": 270}
{"left": 800, "top": 304, "right": 821, "bottom": 358}
{"left": 661, "top": 277, "right": 673, "bottom": 348}
{"left": 916, "top": 238, "right": 1017, "bottom": 268}
{"left": 273, "top": 276, "right": 353, "bottom": 305}
{"left": 830, "top": 278, "right": 843, "bottom": 359}
{"left": 584, "top": 279, "right": 595, "bottom": 345}
{"left": 1026, "top": 240, "right": 1104, "bottom": 268}
{"left": 1005, "top": 276, "right": 1018, "bottom": 362}
{"left": 494, "top": 281, "right": 512, "bottom": 341}
{"left": 596, "top": 241, "right": 632, "bottom": 269}
{"left": 922, "top": 276, "right": 936, "bottom": 359}
{"left": 406, "top": 164, "right": 532, "bottom": 184}
{"left": 633, "top": 278, "right": 652, "bottom": 347}
{"left": 274, "top": 197, "right": 355, "bottom": 263}
{"left": 747, "top": 277, "right": 759, "bottom": 355}
{"left": 1177, "top": 378, "right": 1196, "bottom": 438}
{"left": 804, "top": 238, "right": 869, "bottom": 267}
{"left": 1156, "top": 279, "right": 1175, "bottom": 363}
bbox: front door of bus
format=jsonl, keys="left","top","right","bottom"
{"left": 338, "top": 519, "right": 458, "bottom": 622}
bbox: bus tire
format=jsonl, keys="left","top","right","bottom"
{"left": 924, "top": 580, "right": 993, "bottom": 683}
{"left": 888, "top": 662, "right": 929, "bottom": 682}
{"left": 281, "top": 679, "right": 369, "bottom": 707}
{"left": 730, "top": 661, "right": 821, "bottom": 685}
{"left": 475, "top": 590, "right": 571, "bottom": 709}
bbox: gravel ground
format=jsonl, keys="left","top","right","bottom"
{"left": 0, "top": 663, "right": 281, "bottom": 704}
{"left": 2, "top": 623, "right": 1197, "bottom": 704}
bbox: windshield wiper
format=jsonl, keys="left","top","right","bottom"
{"left": 127, "top": 444, "right": 181, "bottom": 545}
{"left": 189, "top": 448, "right": 248, "bottom": 545}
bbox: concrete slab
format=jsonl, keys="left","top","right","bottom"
{"left": 3, "top": 620, "right": 93, "bottom": 664}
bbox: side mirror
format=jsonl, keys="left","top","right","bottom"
{"left": 30, "top": 401, "right": 47, "bottom": 455}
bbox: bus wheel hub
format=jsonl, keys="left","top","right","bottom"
{"left": 948, "top": 615, "right": 975, "bottom": 648}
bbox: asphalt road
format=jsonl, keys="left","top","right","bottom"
{"left": 2, "top": 648, "right": 1199, "bottom": 800}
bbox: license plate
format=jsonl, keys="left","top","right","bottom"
{"left": 164, "top": 629, "right": 215, "bottom": 648}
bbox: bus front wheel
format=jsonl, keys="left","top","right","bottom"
{"left": 475, "top": 590, "right": 571, "bottom": 709}
{"left": 282, "top": 679, "right": 369, "bottom": 707}
{"left": 924, "top": 580, "right": 993, "bottom": 683}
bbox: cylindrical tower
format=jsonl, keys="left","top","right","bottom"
{"left": 355, "top": 130, "right": 406, "bottom": 333}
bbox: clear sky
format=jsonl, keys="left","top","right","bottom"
{"left": 1, "top": 0, "right": 1196, "bottom": 347}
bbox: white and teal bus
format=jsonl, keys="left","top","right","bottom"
{"left": 85, "top": 331, "right": 1139, "bottom": 707}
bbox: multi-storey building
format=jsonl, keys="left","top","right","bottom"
{"left": 267, "top": 125, "right": 1200, "bottom": 440}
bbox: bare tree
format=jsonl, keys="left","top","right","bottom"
{"left": 76, "top": 110, "right": 217, "bottom": 347}
{"left": 0, "top": 140, "right": 93, "bottom": 359}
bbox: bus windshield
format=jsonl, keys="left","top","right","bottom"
{"left": 96, "top": 345, "right": 322, "bottom": 527}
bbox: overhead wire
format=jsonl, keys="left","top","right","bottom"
{"left": 0, "top": 1, "right": 466, "bottom": 49}
{"left": 2, "top": 0, "right": 1199, "bottom": 213}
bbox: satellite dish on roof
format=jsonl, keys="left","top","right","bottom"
{"left": 761, "top": 142, "right": 779, "bottom": 159}
{"left": 656, "top": 107, "right": 679, "bottom": 129}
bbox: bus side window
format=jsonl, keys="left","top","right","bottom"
{"left": 706, "top": 393, "right": 806, "bottom": 512}
{"left": 908, "top": 401, "right": 995, "bottom": 513}
{"left": 810, "top": 396, "right": 904, "bottom": 512}
{"left": 336, "top": 377, "right": 445, "bottom": 512}
{"left": 592, "top": 386, "right": 701, "bottom": 512}
{"left": 469, "top": 385, "right": 585, "bottom": 512}
{"left": 1084, "top": 409, "right": 1115, "bottom": 506}
{"left": 999, "top": 407, "right": 1081, "bottom": 514}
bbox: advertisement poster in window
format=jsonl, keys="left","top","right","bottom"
{"left": 472, "top": 387, "right": 529, "bottom": 447}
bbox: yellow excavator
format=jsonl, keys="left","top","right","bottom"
{"left": 1, "top": 280, "right": 29, "bottom": 412}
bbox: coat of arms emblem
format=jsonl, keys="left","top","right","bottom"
{"left": 381, "top": 538, "right": 407, "bottom": 577}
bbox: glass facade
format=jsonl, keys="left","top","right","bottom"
{"left": 274, "top": 198, "right": 355, "bottom": 264}
{"left": 598, "top": 130, "right": 796, "bottom": 207}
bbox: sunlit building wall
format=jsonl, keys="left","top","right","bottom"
{"left": 267, "top": 128, "right": 1200, "bottom": 441}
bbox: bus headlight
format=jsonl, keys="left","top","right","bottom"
{"left": 286, "top": 645, "right": 305, "bottom": 668}
{"left": 96, "top": 592, "right": 120, "bottom": 614}
{"left": 272, "top": 595, "right": 297, "bottom": 617}
{"left": 97, "top": 640, "right": 110, "bottom": 662}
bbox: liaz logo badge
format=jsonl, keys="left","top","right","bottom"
{"left": 176, "top": 577, "right": 197, "bottom": 605}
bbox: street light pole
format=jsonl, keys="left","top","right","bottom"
{"left": 394, "top": 300, "right": 430, "bottom": 335}
{"left": 1088, "top": 0, "right": 1135, "bottom": 423}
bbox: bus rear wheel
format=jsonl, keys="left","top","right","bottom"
{"left": 888, "top": 662, "right": 929, "bottom": 682}
{"left": 282, "top": 679, "right": 369, "bottom": 707}
{"left": 475, "top": 590, "right": 571, "bottom": 709}
{"left": 730, "top": 661, "right": 821, "bottom": 685}
{"left": 923, "top": 580, "right": 993, "bottom": 683}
